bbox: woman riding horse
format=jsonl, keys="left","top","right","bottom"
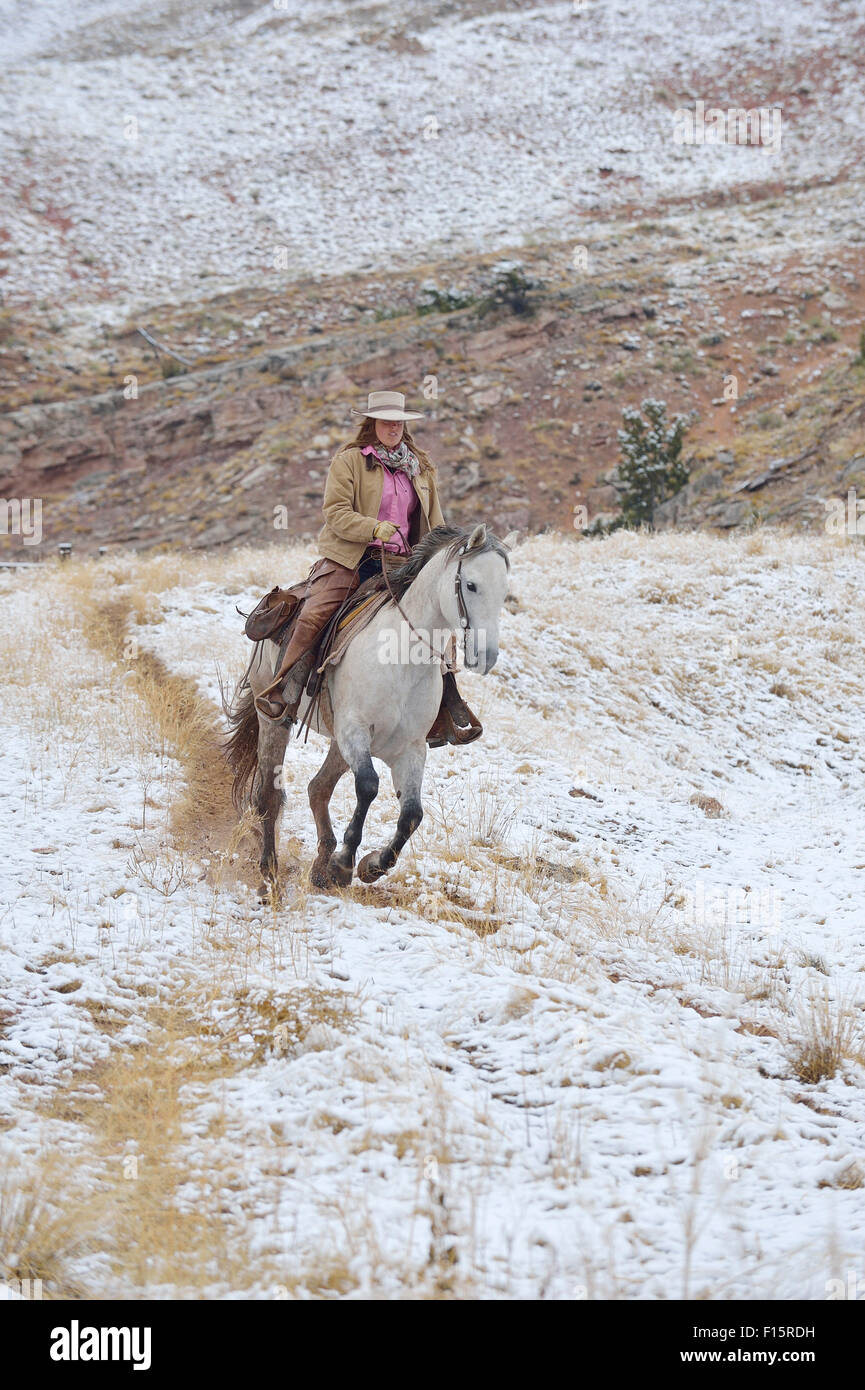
{"left": 254, "top": 389, "right": 481, "bottom": 746}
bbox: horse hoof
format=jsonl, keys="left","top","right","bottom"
{"left": 259, "top": 864, "right": 279, "bottom": 901}
{"left": 310, "top": 855, "right": 336, "bottom": 891}
{"left": 327, "top": 850, "right": 354, "bottom": 887}
{"left": 357, "top": 852, "right": 386, "bottom": 883}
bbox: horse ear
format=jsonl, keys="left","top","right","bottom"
{"left": 465, "top": 523, "right": 487, "bottom": 551}
{"left": 501, "top": 529, "right": 519, "bottom": 550}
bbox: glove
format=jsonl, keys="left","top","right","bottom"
{"left": 373, "top": 521, "right": 398, "bottom": 542}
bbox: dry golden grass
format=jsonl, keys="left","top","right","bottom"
{"left": 42, "top": 993, "right": 278, "bottom": 1298}
{"left": 682, "top": 928, "right": 788, "bottom": 1007}
{"left": 818, "top": 1163, "right": 865, "bottom": 1191}
{"left": 39, "top": 979, "right": 376, "bottom": 1298}
{"left": 0, "top": 1157, "right": 96, "bottom": 1298}
{"left": 786, "top": 989, "right": 865, "bottom": 1085}
{"left": 232, "top": 982, "right": 360, "bottom": 1063}
{"left": 76, "top": 591, "right": 260, "bottom": 887}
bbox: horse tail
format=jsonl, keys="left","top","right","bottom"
{"left": 221, "top": 659, "right": 260, "bottom": 810}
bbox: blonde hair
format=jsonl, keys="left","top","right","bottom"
{"left": 339, "top": 417, "right": 435, "bottom": 475}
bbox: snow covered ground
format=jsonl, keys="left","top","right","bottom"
{"left": 1, "top": 528, "right": 864, "bottom": 1299}
{"left": 1, "top": 0, "right": 863, "bottom": 321}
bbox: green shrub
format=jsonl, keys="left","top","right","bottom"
{"left": 614, "top": 398, "right": 690, "bottom": 528}
{"left": 478, "top": 261, "right": 537, "bottom": 318}
{"left": 417, "top": 284, "right": 475, "bottom": 316}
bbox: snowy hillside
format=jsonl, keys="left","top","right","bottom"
{"left": 2, "top": 0, "right": 864, "bottom": 319}
{"left": 1, "top": 528, "right": 863, "bottom": 1299}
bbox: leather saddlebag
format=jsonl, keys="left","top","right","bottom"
{"left": 243, "top": 584, "right": 303, "bottom": 641}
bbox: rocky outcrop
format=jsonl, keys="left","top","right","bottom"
{"left": 0, "top": 298, "right": 569, "bottom": 555}
{"left": 653, "top": 470, "right": 725, "bottom": 529}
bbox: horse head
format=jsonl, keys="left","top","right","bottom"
{"left": 437, "top": 523, "right": 517, "bottom": 674}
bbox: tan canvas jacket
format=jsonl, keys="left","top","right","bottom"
{"left": 316, "top": 445, "right": 446, "bottom": 570}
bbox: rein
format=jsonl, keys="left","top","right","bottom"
{"left": 376, "top": 527, "right": 469, "bottom": 670}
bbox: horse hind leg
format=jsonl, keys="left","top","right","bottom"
{"left": 358, "top": 744, "right": 425, "bottom": 884}
{"left": 254, "top": 716, "right": 290, "bottom": 889}
{"left": 308, "top": 739, "right": 349, "bottom": 890}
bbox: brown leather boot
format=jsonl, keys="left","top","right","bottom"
{"left": 426, "top": 671, "right": 483, "bottom": 747}
{"left": 252, "top": 557, "right": 359, "bottom": 724}
{"left": 254, "top": 653, "right": 315, "bottom": 726}
{"left": 255, "top": 684, "right": 301, "bottom": 726}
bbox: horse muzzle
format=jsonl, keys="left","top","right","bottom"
{"left": 465, "top": 644, "right": 498, "bottom": 674}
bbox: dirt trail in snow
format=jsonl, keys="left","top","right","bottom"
{"left": 86, "top": 593, "right": 258, "bottom": 881}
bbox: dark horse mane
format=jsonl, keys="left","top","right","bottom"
{"left": 384, "top": 524, "right": 510, "bottom": 603}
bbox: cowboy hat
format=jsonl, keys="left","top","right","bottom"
{"left": 351, "top": 390, "right": 424, "bottom": 421}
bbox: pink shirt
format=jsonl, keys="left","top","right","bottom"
{"left": 361, "top": 445, "right": 419, "bottom": 554}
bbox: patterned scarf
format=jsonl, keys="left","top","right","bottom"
{"left": 368, "top": 440, "right": 421, "bottom": 479}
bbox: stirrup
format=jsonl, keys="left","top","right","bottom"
{"left": 254, "top": 692, "right": 298, "bottom": 728}
{"left": 426, "top": 706, "right": 483, "bottom": 748}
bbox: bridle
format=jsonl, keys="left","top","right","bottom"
{"left": 376, "top": 527, "right": 470, "bottom": 671}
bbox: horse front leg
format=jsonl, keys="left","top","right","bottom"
{"left": 327, "top": 730, "right": 380, "bottom": 888}
{"left": 308, "top": 739, "right": 348, "bottom": 890}
{"left": 357, "top": 744, "right": 426, "bottom": 883}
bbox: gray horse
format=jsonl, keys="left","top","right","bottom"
{"left": 225, "top": 524, "right": 514, "bottom": 892}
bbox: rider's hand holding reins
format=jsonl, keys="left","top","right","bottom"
{"left": 373, "top": 521, "right": 398, "bottom": 542}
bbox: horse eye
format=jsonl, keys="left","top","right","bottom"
{"left": 466, "top": 581, "right": 477, "bottom": 592}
